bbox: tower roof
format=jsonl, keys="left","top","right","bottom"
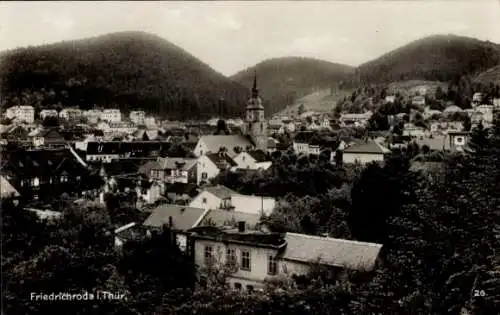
{"left": 247, "top": 70, "right": 263, "bottom": 109}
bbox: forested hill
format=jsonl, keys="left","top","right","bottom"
{"left": 357, "top": 34, "right": 500, "bottom": 84}
{"left": 230, "top": 57, "right": 354, "bottom": 114}
{"left": 474, "top": 64, "right": 500, "bottom": 85}
{"left": 0, "top": 31, "right": 249, "bottom": 119}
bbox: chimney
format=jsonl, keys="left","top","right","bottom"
{"left": 238, "top": 221, "right": 246, "bottom": 233}
{"left": 168, "top": 216, "right": 173, "bottom": 228}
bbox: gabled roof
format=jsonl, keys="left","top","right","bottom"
{"left": 1, "top": 175, "right": 20, "bottom": 198}
{"left": 203, "top": 185, "right": 238, "bottom": 199}
{"left": 158, "top": 157, "right": 197, "bottom": 171}
{"left": 247, "top": 149, "right": 269, "bottom": 163}
{"left": 198, "top": 209, "right": 262, "bottom": 229}
{"left": 199, "top": 135, "right": 254, "bottom": 156}
{"left": 143, "top": 204, "right": 207, "bottom": 231}
{"left": 283, "top": 233, "right": 383, "bottom": 271}
{"left": 343, "top": 141, "right": 391, "bottom": 154}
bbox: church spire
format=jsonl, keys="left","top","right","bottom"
{"left": 252, "top": 70, "right": 259, "bottom": 98}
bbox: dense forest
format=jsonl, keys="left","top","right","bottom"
{"left": 230, "top": 57, "right": 354, "bottom": 114}
{"left": 357, "top": 34, "right": 500, "bottom": 84}
{"left": 0, "top": 31, "right": 249, "bottom": 119}
{"left": 475, "top": 65, "right": 500, "bottom": 85}
{"left": 3, "top": 115, "right": 499, "bottom": 314}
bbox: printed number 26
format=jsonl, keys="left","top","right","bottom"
{"left": 474, "top": 290, "right": 486, "bottom": 297}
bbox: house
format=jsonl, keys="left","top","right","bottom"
{"left": 139, "top": 157, "right": 198, "bottom": 184}
{"left": 39, "top": 109, "right": 59, "bottom": 120}
{"left": 443, "top": 105, "right": 464, "bottom": 116}
{"left": 188, "top": 226, "right": 382, "bottom": 291}
{"left": 59, "top": 108, "right": 83, "bottom": 121}
{"left": 292, "top": 131, "right": 315, "bottom": 155}
{"left": 472, "top": 92, "right": 483, "bottom": 106}
{"left": 101, "top": 109, "right": 122, "bottom": 123}
{"left": 189, "top": 185, "right": 238, "bottom": 210}
{"left": 129, "top": 111, "right": 146, "bottom": 125}
{"left": 412, "top": 96, "right": 426, "bottom": 107}
{"left": 342, "top": 140, "right": 391, "bottom": 165}
{"left": 144, "top": 116, "right": 157, "bottom": 128}
{"left": 1, "top": 147, "right": 92, "bottom": 201}
{"left": 193, "top": 135, "right": 254, "bottom": 157}
{"left": 31, "top": 128, "right": 66, "bottom": 147}
{"left": 189, "top": 185, "right": 276, "bottom": 216}
{"left": 86, "top": 141, "right": 167, "bottom": 163}
{"left": 4, "top": 106, "right": 35, "bottom": 123}
{"left": 131, "top": 129, "right": 159, "bottom": 141}
{"left": 385, "top": 95, "right": 396, "bottom": 103}
{"left": 447, "top": 131, "right": 470, "bottom": 152}
{"left": 339, "top": 112, "right": 372, "bottom": 127}
{"left": 195, "top": 155, "right": 221, "bottom": 185}
{"left": 232, "top": 150, "right": 272, "bottom": 170}
{"left": 83, "top": 109, "right": 103, "bottom": 124}
{"left": 108, "top": 122, "right": 136, "bottom": 134}
{"left": 267, "top": 138, "right": 279, "bottom": 152}
{"left": 402, "top": 123, "right": 426, "bottom": 138}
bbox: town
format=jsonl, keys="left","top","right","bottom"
{"left": 1, "top": 2, "right": 500, "bottom": 315}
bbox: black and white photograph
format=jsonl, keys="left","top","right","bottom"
{"left": 1, "top": 0, "right": 499, "bottom": 314}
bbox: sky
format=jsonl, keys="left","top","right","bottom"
{"left": 1, "top": 1, "right": 500, "bottom": 76}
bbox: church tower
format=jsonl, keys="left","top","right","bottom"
{"left": 245, "top": 72, "right": 267, "bottom": 150}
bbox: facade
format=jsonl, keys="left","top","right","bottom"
{"left": 59, "top": 108, "right": 83, "bottom": 121}
{"left": 84, "top": 109, "right": 103, "bottom": 124}
{"left": 244, "top": 74, "right": 268, "bottom": 150}
{"left": 232, "top": 150, "right": 272, "bottom": 170}
{"left": 130, "top": 111, "right": 146, "bottom": 125}
{"left": 339, "top": 112, "right": 372, "bottom": 127}
{"left": 39, "top": 109, "right": 59, "bottom": 120}
{"left": 189, "top": 227, "right": 383, "bottom": 291}
{"left": 4, "top": 106, "right": 35, "bottom": 123}
{"left": 101, "top": 109, "right": 122, "bottom": 123}
{"left": 342, "top": 141, "right": 391, "bottom": 165}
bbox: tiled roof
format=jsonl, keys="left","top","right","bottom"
{"left": 1, "top": 175, "right": 20, "bottom": 198}
{"left": 283, "top": 233, "right": 383, "bottom": 271}
{"left": 204, "top": 185, "right": 238, "bottom": 199}
{"left": 343, "top": 141, "right": 391, "bottom": 154}
{"left": 158, "top": 157, "right": 197, "bottom": 170}
{"left": 198, "top": 209, "right": 262, "bottom": 229}
{"left": 143, "top": 204, "right": 206, "bottom": 231}
{"left": 247, "top": 150, "right": 269, "bottom": 163}
{"left": 414, "top": 136, "right": 451, "bottom": 151}
{"left": 199, "top": 135, "right": 254, "bottom": 156}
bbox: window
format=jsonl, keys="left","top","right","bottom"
{"left": 241, "top": 251, "right": 251, "bottom": 271}
{"left": 202, "top": 197, "right": 207, "bottom": 204}
{"left": 260, "top": 123, "right": 263, "bottom": 132}
{"left": 204, "top": 246, "right": 213, "bottom": 265}
{"left": 201, "top": 172, "right": 208, "bottom": 179}
{"left": 60, "top": 176, "right": 68, "bottom": 183}
{"left": 268, "top": 255, "right": 278, "bottom": 275}
{"left": 234, "top": 283, "right": 242, "bottom": 290}
{"left": 226, "top": 248, "right": 236, "bottom": 265}
{"left": 32, "top": 177, "right": 40, "bottom": 187}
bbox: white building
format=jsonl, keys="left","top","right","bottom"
{"left": 39, "top": 109, "right": 59, "bottom": 120}
{"left": 101, "top": 109, "right": 122, "bottom": 123}
{"left": 130, "top": 111, "right": 146, "bottom": 125}
{"left": 144, "top": 116, "right": 157, "bottom": 128}
{"left": 59, "top": 108, "right": 83, "bottom": 121}
{"left": 84, "top": 109, "right": 103, "bottom": 124}
{"left": 4, "top": 106, "right": 35, "bottom": 123}
{"left": 342, "top": 141, "right": 391, "bottom": 165}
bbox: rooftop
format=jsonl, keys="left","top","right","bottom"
{"left": 283, "top": 233, "right": 383, "bottom": 271}
{"left": 203, "top": 185, "right": 239, "bottom": 199}
{"left": 143, "top": 204, "right": 207, "bottom": 231}
{"left": 343, "top": 141, "right": 391, "bottom": 154}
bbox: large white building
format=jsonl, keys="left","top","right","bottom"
{"left": 129, "top": 111, "right": 146, "bottom": 125}
{"left": 84, "top": 109, "right": 103, "bottom": 124}
{"left": 59, "top": 108, "right": 83, "bottom": 121}
{"left": 4, "top": 106, "right": 35, "bottom": 123}
{"left": 101, "top": 109, "right": 122, "bottom": 123}
{"left": 39, "top": 109, "right": 59, "bottom": 120}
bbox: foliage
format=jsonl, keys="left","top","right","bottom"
{"left": 0, "top": 31, "right": 248, "bottom": 119}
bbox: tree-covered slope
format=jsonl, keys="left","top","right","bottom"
{"left": 230, "top": 57, "right": 354, "bottom": 114}
{"left": 0, "top": 31, "right": 249, "bottom": 119}
{"left": 474, "top": 64, "right": 500, "bottom": 85}
{"left": 357, "top": 34, "right": 500, "bottom": 84}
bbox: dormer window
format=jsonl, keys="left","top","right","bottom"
{"left": 60, "top": 175, "right": 68, "bottom": 183}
